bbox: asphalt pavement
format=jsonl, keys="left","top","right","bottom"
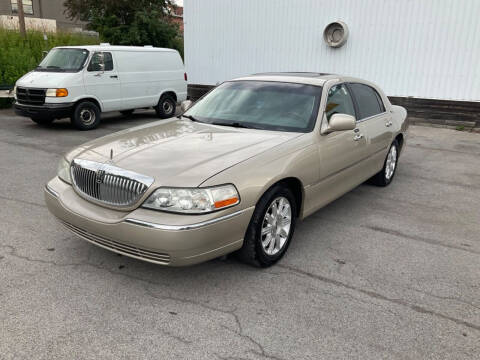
{"left": 1, "top": 109, "right": 479, "bottom": 359}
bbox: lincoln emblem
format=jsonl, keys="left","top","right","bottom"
{"left": 96, "top": 170, "right": 106, "bottom": 184}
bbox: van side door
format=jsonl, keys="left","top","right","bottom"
{"left": 83, "top": 52, "right": 122, "bottom": 112}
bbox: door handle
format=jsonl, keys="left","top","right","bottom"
{"left": 385, "top": 121, "right": 393, "bottom": 127}
{"left": 110, "top": 75, "right": 118, "bottom": 79}
{"left": 353, "top": 134, "right": 364, "bottom": 141}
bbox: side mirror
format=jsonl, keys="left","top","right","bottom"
{"left": 181, "top": 100, "right": 193, "bottom": 112}
{"left": 325, "top": 113, "right": 356, "bottom": 133}
{"left": 98, "top": 63, "right": 105, "bottom": 72}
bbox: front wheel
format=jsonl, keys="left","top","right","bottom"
{"left": 368, "top": 140, "right": 399, "bottom": 186}
{"left": 71, "top": 101, "right": 101, "bottom": 130}
{"left": 155, "top": 94, "right": 176, "bottom": 119}
{"left": 237, "top": 184, "right": 297, "bottom": 267}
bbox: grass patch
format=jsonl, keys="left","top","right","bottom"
{"left": 455, "top": 125, "right": 465, "bottom": 131}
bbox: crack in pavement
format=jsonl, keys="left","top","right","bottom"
{"left": 0, "top": 194, "right": 46, "bottom": 208}
{"left": 1, "top": 244, "right": 285, "bottom": 359}
{"left": 278, "top": 264, "right": 480, "bottom": 332}
{"left": 145, "top": 287, "right": 285, "bottom": 360}
{"left": 365, "top": 225, "right": 480, "bottom": 255}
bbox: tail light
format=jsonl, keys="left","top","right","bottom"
{"left": 184, "top": 72, "right": 188, "bottom": 81}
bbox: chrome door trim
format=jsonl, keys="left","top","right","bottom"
{"left": 124, "top": 207, "right": 254, "bottom": 231}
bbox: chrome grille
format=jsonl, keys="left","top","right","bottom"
{"left": 71, "top": 159, "right": 154, "bottom": 207}
{"left": 61, "top": 221, "right": 170, "bottom": 264}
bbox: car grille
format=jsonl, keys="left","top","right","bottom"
{"left": 16, "top": 87, "right": 46, "bottom": 106}
{"left": 71, "top": 159, "right": 154, "bottom": 207}
{"left": 61, "top": 221, "right": 171, "bottom": 264}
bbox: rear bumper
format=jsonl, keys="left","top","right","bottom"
{"left": 14, "top": 101, "right": 74, "bottom": 119}
{"left": 44, "top": 177, "right": 254, "bottom": 266}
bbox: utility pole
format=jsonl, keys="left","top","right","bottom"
{"left": 17, "top": 0, "right": 26, "bottom": 37}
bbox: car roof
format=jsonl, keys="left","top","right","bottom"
{"left": 54, "top": 45, "right": 178, "bottom": 53}
{"left": 232, "top": 72, "right": 377, "bottom": 88}
{"left": 232, "top": 72, "right": 341, "bottom": 86}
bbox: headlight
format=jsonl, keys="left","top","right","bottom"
{"left": 46, "top": 88, "right": 68, "bottom": 97}
{"left": 57, "top": 158, "right": 71, "bottom": 184}
{"left": 143, "top": 184, "right": 240, "bottom": 214}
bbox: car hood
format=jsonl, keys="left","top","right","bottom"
{"left": 16, "top": 71, "right": 81, "bottom": 88}
{"left": 66, "top": 119, "right": 300, "bottom": 187}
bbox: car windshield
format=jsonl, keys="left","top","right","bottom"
{"left": 185, "top": 81, "right": 322, "bottom": 132}
{"left": 36, "top": 48, "right": 89, "bottom": 72}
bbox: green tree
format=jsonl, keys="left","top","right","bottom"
{"left": 63, "top": 0, "right": 183, "bottom": 56}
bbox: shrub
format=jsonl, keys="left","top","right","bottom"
{"left": 0, "top": 28, "right": 98, "bottom": 87}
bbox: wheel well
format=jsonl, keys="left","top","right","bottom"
{"left": 277, "top": 177, "right": 303, "bottom": 218}
{"left": 75, "top": 98, "right": 101, "bottom": 111}
{"left": 162, "top": 91, "right": 177, "bottom": 103}
{"left": 395, "top": 133, "right": 404, "bottom": 152}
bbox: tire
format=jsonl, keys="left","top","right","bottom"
{"left": 368, "top": 140, "right": 399, "bottom": 186}
{"left": 71, "top": 101, "right": 101, "bottom": 130}
{"left": 155, "top": 94, "right": 176, "bottom": 119}
{"left": 237, "top": 184, "right": 297, "bottom": 267}
{"left": 30, "top": 116, "right": 54, "bottom": 125}
{"left": 120, "top": 109, "right": 134, "bottom": 116}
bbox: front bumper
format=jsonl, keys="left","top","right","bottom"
{"left": 14, "top": 101, "right": 74, "bottom": 119}
{"left": 44, "top": 177, "right": 254, "bottom": 266}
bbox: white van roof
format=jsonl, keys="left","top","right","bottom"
{"left": 56, "top": 45, "right": 179, "bottom": 53}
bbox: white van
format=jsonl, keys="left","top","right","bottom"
{"left": 14, "top": 44, "right": 187, "bottom": 130}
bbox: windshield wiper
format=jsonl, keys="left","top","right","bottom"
{"left": 211, "top": 121, "right": 254, "bottom": 129}
{"left": 180, "top": 114, "right": 202, "bottom": 122}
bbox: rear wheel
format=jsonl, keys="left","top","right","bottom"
{"left": 155, "top": 94, "right": 176, "bottom": 119}
{"left": 237, "top": 184, "right": 297, "bottom": 267}
{"left": 369, "top": 140, "right": 399, "bottom": 186}
{"left": 30, "top": 116, "right": 54, "bottom": 125}
{"left": 71, "top": 101, "right": 101, "bottom": 130}
{"left": 120, "top": 109, "right": 134, "bottom": 116}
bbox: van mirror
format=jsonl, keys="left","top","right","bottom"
{"left": 325, "top": 113, "right": 356, "bottom": 133}
{"left": 181, "top": 100, "right": 193, "bottom": 112}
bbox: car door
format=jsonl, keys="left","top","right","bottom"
{"left": 311, "top": 83, "right": 370, "bottom": 209}
{"left": 83, "top": 51, "right": 122, "bottom": 112}
{"left": 348, "top": 83, "right": 394, "bottom": 161}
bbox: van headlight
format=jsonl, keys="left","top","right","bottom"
{"left": 57, "top": 158, "right": 72, "bottom": 184}
{"left": 46, "top": 88, "right": 68, "bottom": 97}
{"left": 142, "top": 185, "right": 240, "bottom": 214}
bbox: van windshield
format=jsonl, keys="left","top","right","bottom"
{"left": 36, "top": 48, "right": 89, "bottom": 72}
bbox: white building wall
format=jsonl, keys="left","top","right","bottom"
{"left": 184, "top": 0, "right": 480, "bottom": 101}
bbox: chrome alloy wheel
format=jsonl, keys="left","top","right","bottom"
{"left": 261, "top": 196, "right": 292, "bottom": 255}
{"left": 385, "top": 144, "right": 397, "bottom": 180}
{"left": 80, "top": 109, "right": 95, "bottom": 126}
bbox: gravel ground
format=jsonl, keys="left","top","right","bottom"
{"left": 1, "top": 109, "right": 479, "bottom": 359}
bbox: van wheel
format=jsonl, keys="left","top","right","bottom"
{"left": 120, "top": 110, "right": 134, "bottom": 116}
{"left": 155, "top": 94, "right": 176, "bottom": 119}
{"left": 71, "top": 101, "right": 101, "bottom": 130}
{"left": 236, "top": 184, "right": 297, "bottom": 267}
{"left": 30, "top": 116, "right": 54, "bottom": 125}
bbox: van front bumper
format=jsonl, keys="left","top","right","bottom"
{"left": 14, "top": 101, "right": 74, "bottom": 119}
{"left": 44, "top": 177, "right": 254, "bottom": 266}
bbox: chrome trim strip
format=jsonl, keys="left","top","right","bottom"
{"left": 124, "top": 207, "right": 253, "bottom": 231}
{"left": 45, "top": 184, "right": 59, "bottom": 198}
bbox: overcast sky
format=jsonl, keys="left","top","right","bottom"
{"left": 174, "top": 0, "right": 183, "bottom": 6}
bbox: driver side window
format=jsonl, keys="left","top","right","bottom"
{"left": 325, "top": 84, "right": 356, "bottom": 121}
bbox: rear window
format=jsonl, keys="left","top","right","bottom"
{"left": 349, "top": 83, "right": 384, "bottom": 120}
